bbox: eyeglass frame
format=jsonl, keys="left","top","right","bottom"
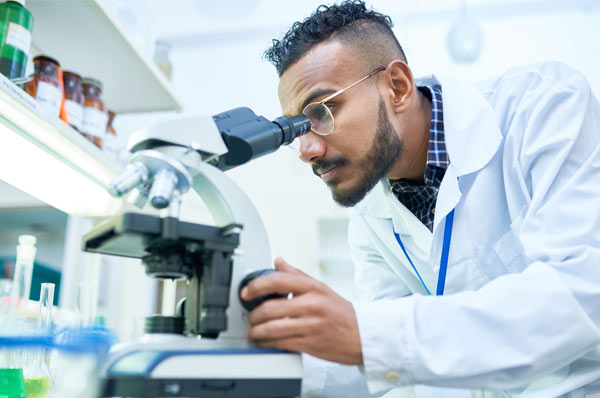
{"left": 302, "top": 66, "right": 386, "bottom": 136}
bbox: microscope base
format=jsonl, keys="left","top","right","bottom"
{"left": 101, "top": 344, "right": 302, "bottom": 398}
{"left": 102, "top": 377, "right": 300, "bottom": 397}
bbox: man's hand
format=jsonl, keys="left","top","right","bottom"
{"left": 241, "top": 257, "right": 363, "bottom": 365}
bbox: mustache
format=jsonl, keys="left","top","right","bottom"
{"left": 312, "top": 156, "right": 348, "bottom": 177}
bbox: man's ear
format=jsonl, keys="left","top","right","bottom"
{"left": 381, "top": 60, "right": 415, "bottom": 114}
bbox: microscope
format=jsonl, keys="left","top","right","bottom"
{"left": 81, "top": 107, "right": 310, "bottom": 397}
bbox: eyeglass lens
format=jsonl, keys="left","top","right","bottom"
{"left": 303, "top": 102, "right": 333, "bottom": 135}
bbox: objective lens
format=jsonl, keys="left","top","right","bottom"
{"left": 108, "top": 162, "right": 150, "bottom": 198}
{"left": 149, "top": 169, "right": 178, "bottom": 209}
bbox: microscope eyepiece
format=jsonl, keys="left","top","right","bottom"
{"left": 211, "top": 108, "right": 310, "bottom": 171}
{"left": 272, "top": 114, "right": 311, "bottom": 146}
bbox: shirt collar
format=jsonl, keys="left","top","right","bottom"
{"left": 422, "top": 85, "right": 448, "bottom": 185}
{"left": 389, "top": 85, "right": 448, "bottom": 188}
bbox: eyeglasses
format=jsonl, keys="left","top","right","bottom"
{"left": 302, "top": 67, "right": 386, "bottom": 136}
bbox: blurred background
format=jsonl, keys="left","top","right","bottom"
{"left": 0, "top": 0, "right": 599, "bottom": 341}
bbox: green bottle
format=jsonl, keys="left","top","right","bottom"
{"left": 0, "top": 368, "right": 27, "bottom": 398}
{"left": 0, "top": 0, "right": 33, "bottom": 79}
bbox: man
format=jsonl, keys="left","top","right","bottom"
{"left": 240, "top": 1, "right": 600, "bottom": 397}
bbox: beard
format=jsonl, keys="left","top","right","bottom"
{"left": 312, "top": 99, "right": 403, "bottom": 207}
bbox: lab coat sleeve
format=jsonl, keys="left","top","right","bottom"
{"left": 354, "top": 68, "right": 600, "bottom": 392}
{"left": 299, "top": 215, "right": 412, "bottom": 397}
{"left": 301, "top": 354, "right": 389, "bottom": 398}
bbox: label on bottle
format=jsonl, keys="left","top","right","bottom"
{"left": 82, "top": 107, "right": 108, "bottom": 138}
{"left": 65, "top": 99, "right": 83, "bottom": 130}
{"left": 5, "top": 22, "right": 31, "bottom": 54}
{"left": 35, "top": 81, "right": 62, "bottom": 116}
{"left": 103, "top": 133, "right": 119, "bottom": 158}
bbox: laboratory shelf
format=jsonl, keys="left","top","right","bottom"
{"left": 0, "top": 72, "right": 123, "bottom": 216}
{"left": 27, "top": 0, "right": 182, "bottom": 114}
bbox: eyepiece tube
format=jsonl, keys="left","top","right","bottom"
{"left": 211, "top": 108, "right": 311, "bottom": 171}
{"left": 272, "top": 114, "right": 311, "bottom": 146}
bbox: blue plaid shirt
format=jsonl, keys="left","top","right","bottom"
{"left": 388, "top": 85, "right": 448, "bottom": 231}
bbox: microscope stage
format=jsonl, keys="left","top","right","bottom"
{"left": 82, "top": 213, "right": 240, "bottom": 259}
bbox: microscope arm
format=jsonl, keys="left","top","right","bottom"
{"left": 186, "top": 159, "right": 274, "bottom": 341}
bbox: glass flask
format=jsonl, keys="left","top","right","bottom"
{"left": 0, "top": 316, "right": 28, "bottom": 398}
{"left": 23, "top": 283, "right": 54, "bottom": 398}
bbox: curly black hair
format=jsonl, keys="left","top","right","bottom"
{"left": 264, "top": 0, "right": 406, "bottom": 76}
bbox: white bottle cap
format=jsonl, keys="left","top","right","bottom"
{"left": 18, "top": 235, "right": 36, "bottom": 246}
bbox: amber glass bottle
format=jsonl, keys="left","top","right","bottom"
{"left": 81, "top": 77, "right": 107, "bottom": 148}
{"left": 62, "top": 71, "right": 84, "bottom": 131}
{"left": 24, "top": 55, "right": 62, "bottom": 117}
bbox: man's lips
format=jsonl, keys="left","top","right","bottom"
{"left": 320, "top": 165, "right": 343, "bottom": 182}
{"left": 312, "top": 157, "right": 348, "bottom": 179}
{"left": 318, "top": 165, "right": 338, "bottom": 176}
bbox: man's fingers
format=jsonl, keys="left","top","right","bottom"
{"left": 246, "top": 316, "right": 318, "bottom": 342}
{"left": 274, "top": 257, "right": 306, "bottom": 276}
{"left": 241, "top": 270, "right": 319, "bottom": 301}
{"left": 248, "top": 294, "right": 321, "bottom": 326}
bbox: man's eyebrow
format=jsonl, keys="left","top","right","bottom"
{"left": 298, "top": 88, "right": 337, "bottom": 114}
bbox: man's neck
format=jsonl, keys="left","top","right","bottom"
{"left": 387, "top": 88, "right": 432, "bottom": 181}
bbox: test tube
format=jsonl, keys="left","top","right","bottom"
{"left": 37, "top": 283, "right": 54, "bottom": 332}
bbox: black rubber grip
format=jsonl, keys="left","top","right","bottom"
{"left": 238, "top": 269, "right": 287, "bottom": 311}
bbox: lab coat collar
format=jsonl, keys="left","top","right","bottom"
{"left": 417, "top": 74, "right": 503, "bottom": 178}
{"left": 355, "top": 74, "right": 503, "bottom": 218}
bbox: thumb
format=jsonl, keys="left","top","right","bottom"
{"left": 274, "top": 257, "right": 306, "bottom": 275}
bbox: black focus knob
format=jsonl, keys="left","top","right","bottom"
{"left": 144, "top": 315, "right": 184, "bottom": 334}
{"left": 238, "top": 269, "right": 287, "bottom": 312}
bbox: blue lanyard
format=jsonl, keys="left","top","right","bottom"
{"left": 392, "top": 209, "right": 455, "bottom": 295}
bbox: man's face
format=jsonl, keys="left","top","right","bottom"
{"left": 278, "top": 41, "right": 403, "bottom": 207}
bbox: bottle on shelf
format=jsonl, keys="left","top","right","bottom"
{"left": 0, "top": 0, "right": 33, "bottom": 80}
{"left": 24, "top": 55, "right": 65, "bottom": 119}
{"left": 80, "top": 77, "right": 107, "bottom": 148}
{"left": 62, "top": 71, "right": 84, "bottom": 132}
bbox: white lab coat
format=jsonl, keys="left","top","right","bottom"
{"left": 301, "top": 62, "right": 600, "bottom": 398}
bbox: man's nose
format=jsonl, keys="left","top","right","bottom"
{"left": 299, "top": 132, "right": 327, "bottom": 163}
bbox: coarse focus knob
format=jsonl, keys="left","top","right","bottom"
{"left": 238, "top": 269, "right": 288, "bottom": 312}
